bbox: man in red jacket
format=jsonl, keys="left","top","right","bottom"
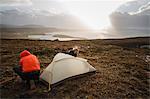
{"left": 13, "top": 50, "right": 40, "bottom": 89}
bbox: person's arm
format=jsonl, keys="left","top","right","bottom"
{"left": 19, "top": 59, "right": 23, "bottom": 67}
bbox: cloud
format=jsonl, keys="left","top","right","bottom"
{"left": 0, "top": 0, "right": 32, "bottom": 6}
{"left": 130, "top": 1, "right": 150, "bottom": 15}
{"left": 139, "top": 2, "right": 150, "bottom": 11}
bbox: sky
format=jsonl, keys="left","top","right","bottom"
{"left": 0, "top": 0, "right": 135, "bottom": 30}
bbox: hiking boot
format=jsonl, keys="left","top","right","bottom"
{"left": 29, "top": 80, "right": 36, "bottom": 90}
{"left": 16, "top": 76, "right": 23, "bottom": 83}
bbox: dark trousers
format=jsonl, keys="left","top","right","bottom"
{"left": 13, "top": 66, "right": 40, "bottom": 81}
{"left": 13, "top": 66, "right": 40, "bottom": 88}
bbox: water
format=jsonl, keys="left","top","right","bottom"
{"left": 140, "top": 45, "right": 150, "bottom": 49}
{"left": 28, "top": 28, "right": 150, "bottom": 41}
{"left": 28, "top": 31, "right": 105, "bottom": 41}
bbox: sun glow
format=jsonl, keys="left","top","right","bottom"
{"left": 64, "top": 1, "right": 127, "bottom": 30}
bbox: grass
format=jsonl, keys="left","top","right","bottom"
{"left": 0, "top": 37, "right": 150, "bottom": 98}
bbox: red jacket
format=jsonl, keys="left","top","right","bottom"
{"left": 20, "top": 50, "right": 40, "bottom": 72}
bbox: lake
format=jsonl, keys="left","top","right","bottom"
{"left": 28, "top": 28, "right": 150, "bottom": 41}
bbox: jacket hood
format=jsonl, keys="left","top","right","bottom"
{"left": 20, "top": 50, "right": 31, "bottom": 58}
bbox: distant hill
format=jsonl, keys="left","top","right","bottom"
{"left": 21, "top": 24, "right": 46, "bottom": 28}
{"left": 0, "top": 24, "right": 92, "bottom": 35}
{"left": 0, "top": 24, "right": 19, "bottom": 28}
{"left": 0, "top": 24, "right": 46, "bottom": 28}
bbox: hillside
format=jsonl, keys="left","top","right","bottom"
{"left": 0, "top": 37, "right": 150, "bottom": 98}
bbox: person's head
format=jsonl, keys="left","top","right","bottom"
{"left": 73, "top": 46, "right": 79, "bottom": 50}
{"left": 20, "top": 50, "right": 31, "bottom": 58}
{"left": 73, "top": 46, "right": 79, "bottom": 53}
{"left": 66, "top": 46, "right": 79, "bottom": 57}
